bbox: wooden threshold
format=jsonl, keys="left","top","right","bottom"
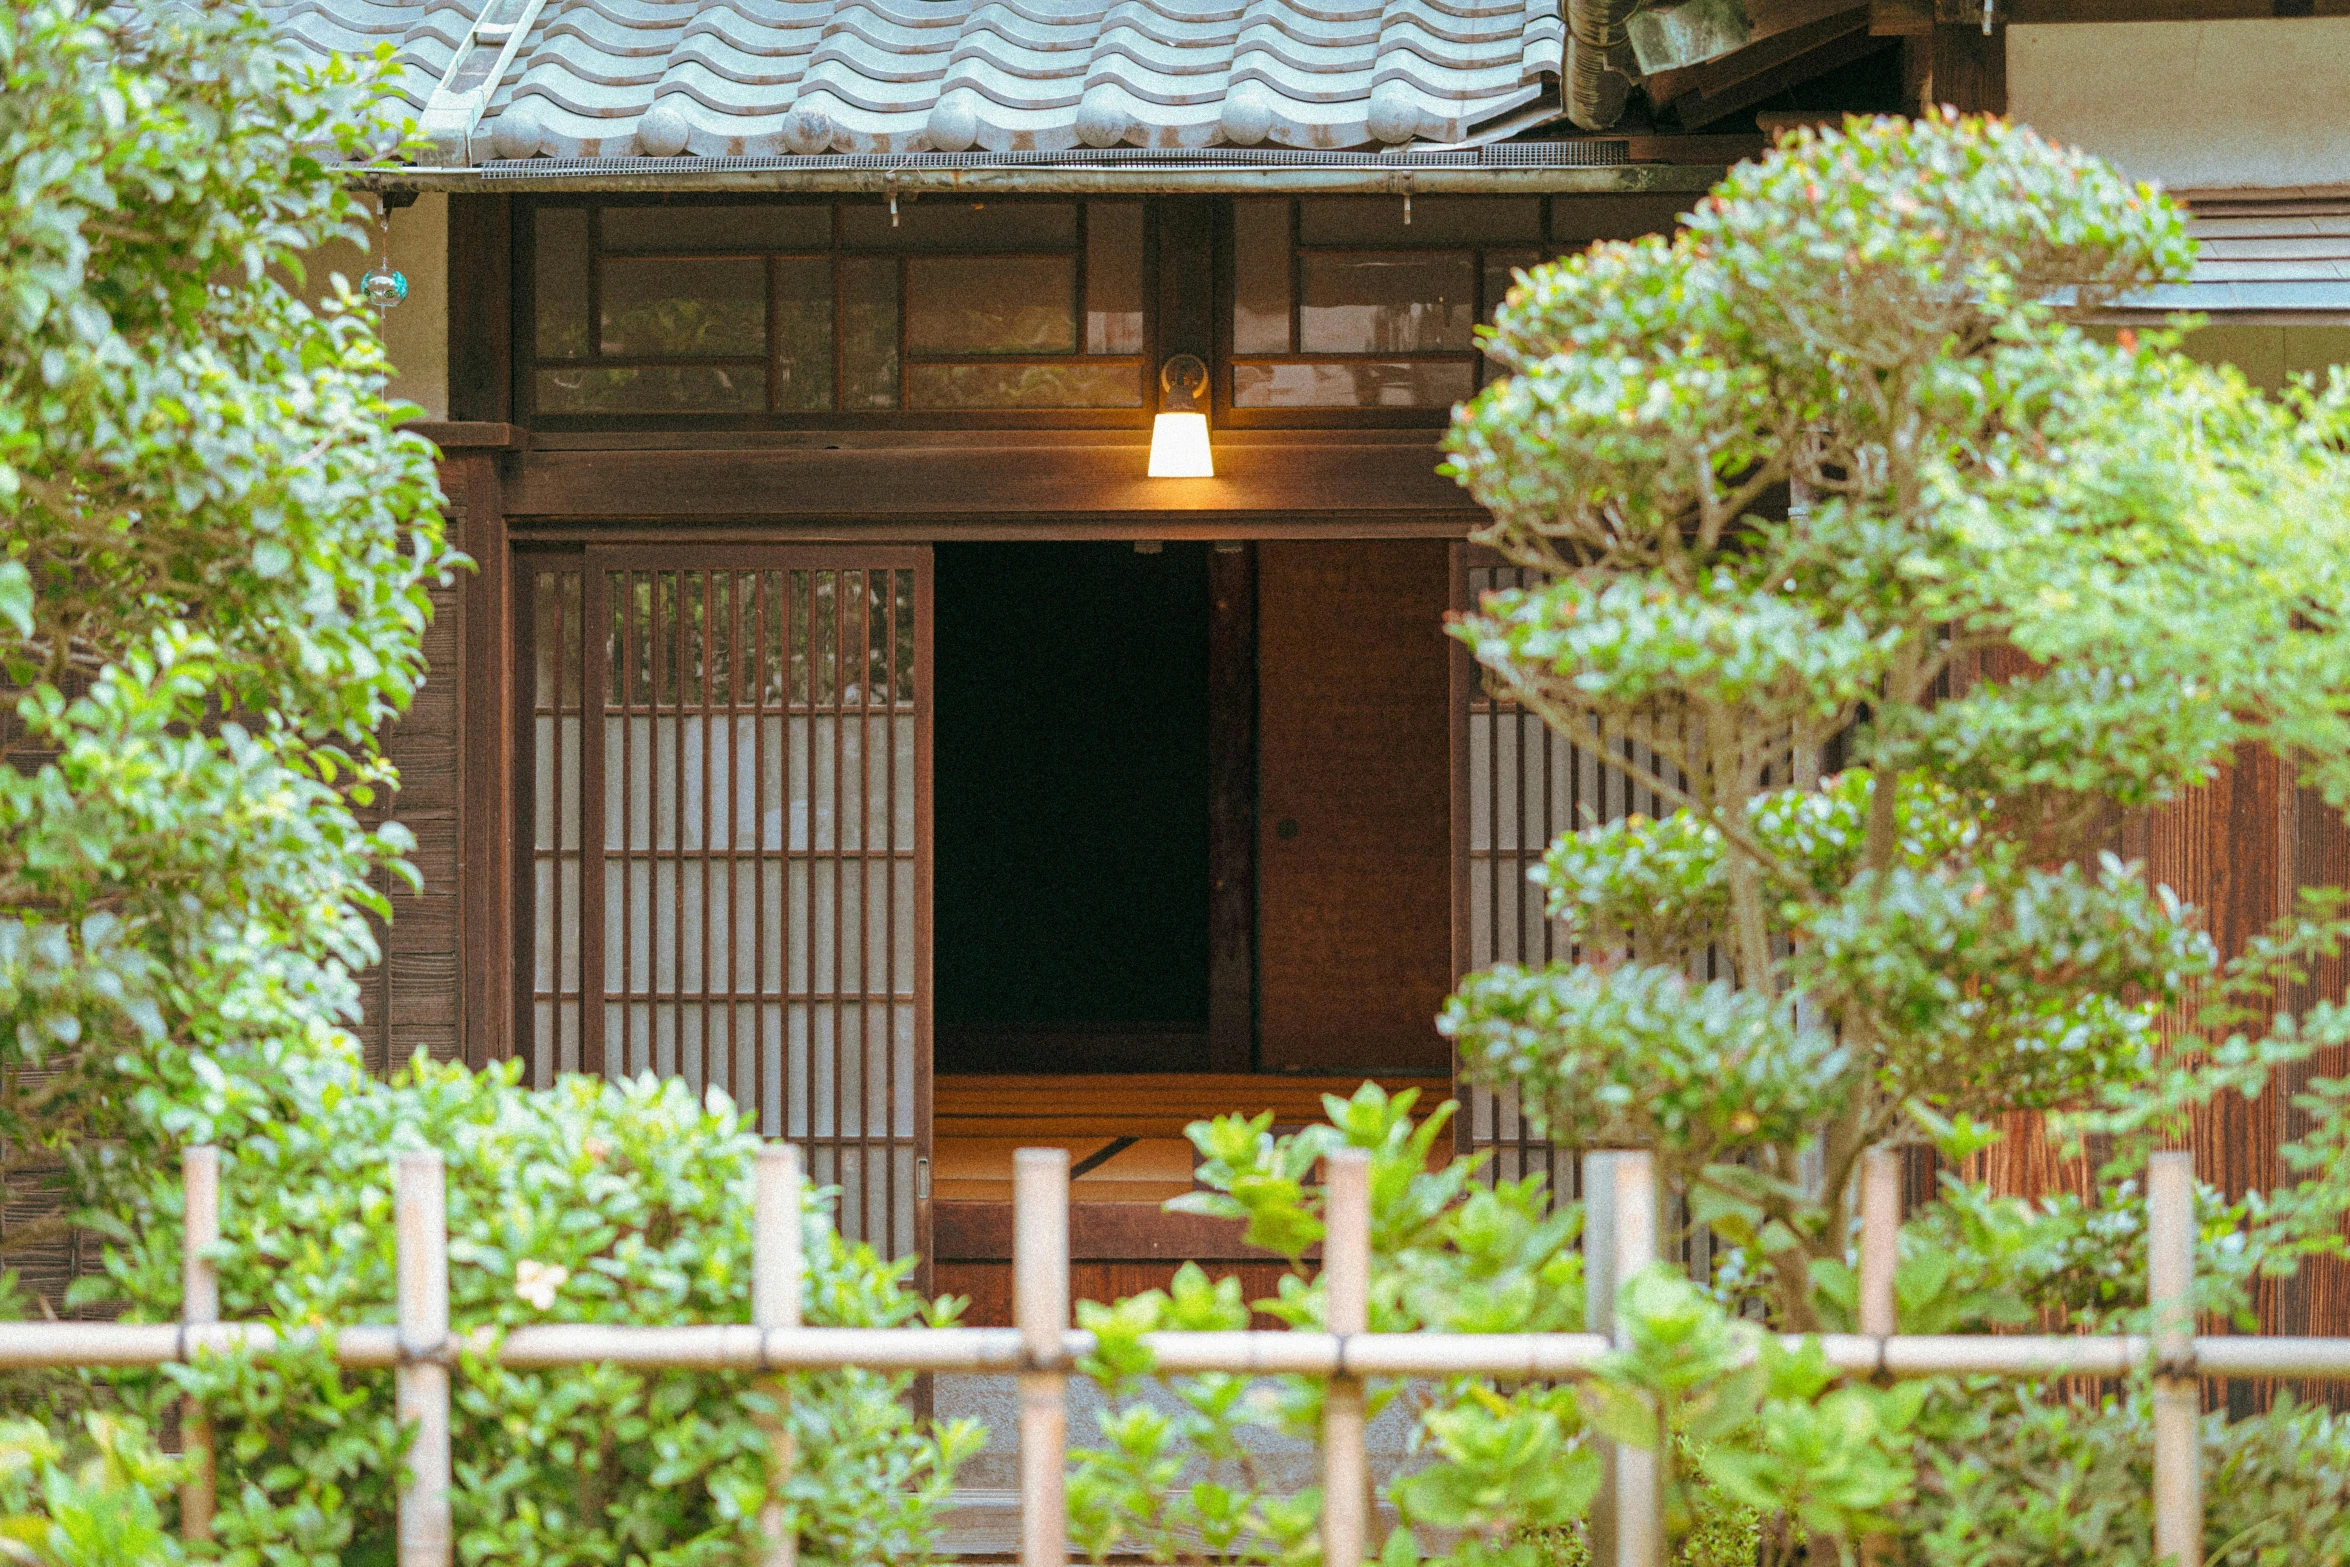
{"left": 934, "top": 1072, "right": 1453, "bottom": 1142}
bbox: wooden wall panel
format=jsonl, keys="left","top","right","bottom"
{"left": 2283, "top": 786, "right": 2350, "bottom": 1358}
{"left": 1256, "top": 541, "right": 1454, "bottom": 1076}
{"left": 934, "top": 1199, "right": 1308, "bottom": 1328}
{"left": 938, "top": 1261, "right": 1295, "bottom": 1329}
{"left": 1207, "top": 545, "right": 1259, "bottom": 1072}
{"left": 359, "top": 554, "right": 464, "bottom": 1075}
{"left": 1963, "top": 742, "right": 2350, "bottom": 1381}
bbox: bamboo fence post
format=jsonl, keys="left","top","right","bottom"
{"left": 1582, "top": 1153, "right": 1623, "bottom": 1567}
{"left": 2149, "top": 1152, "right": 2201, "bottom": 1567}
{"left": 180, "top": 1146, "right": 220, "bottom": 1545}
{"left": 1586, "top": 1153, "right": 1663, "bottom": 1567}
{"left": 1858, "top": 1147, "right": 1901, "bottom": 1341}
{"left": 394, "top": 1150, "right": 452, "bottom": 1567}
{"left": 755, "top": 1144, "right": 803, "bottom": 1567}
{"left": 1607, "top": 1151, "right": 1662, "bottom": 1567}
{"left": 1015, "top": 1149, "right": 1069, "bottom": 1567}
{"left": 1321, "top": 1149, "right": 1373, "bottom": 1567}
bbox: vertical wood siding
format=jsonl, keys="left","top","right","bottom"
{"left": 358, "top": 556, "right": 465, "bottom": 1076}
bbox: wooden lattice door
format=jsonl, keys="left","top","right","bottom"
{"left": 520, "top": 546, "right": 931, "bottom": 1264}
{"left": 1450, "top": 548, "right": 1697, "bottom": 1196}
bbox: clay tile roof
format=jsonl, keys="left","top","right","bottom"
{"left": 264, "top": 0, "right": 1568, "bottom": 159}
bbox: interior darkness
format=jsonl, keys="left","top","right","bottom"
{"left": 1743, "top": 41, "right": 1907, "bottom": 121}
{"left": 933, "top": 543, "right": 1212, "bottom": 1072}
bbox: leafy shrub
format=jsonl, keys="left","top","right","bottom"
{"left": 1909, "top": 1385, "right": 2350, "bottom": 1567}
{"left": 0, "top": 1414, "right": 184, "bottom": 1567}
{"left": 77, "top": 1044, "right": 976, "bottom": 1567}
{"left": 1, "top": 0, "right": 453, "bottom": 1254}
{"left": 1069, "top": 1087, "right": 1879, "bottom": 1567}
{"left": 1407, "top": 100, "right": 2350, "bottom": 1567}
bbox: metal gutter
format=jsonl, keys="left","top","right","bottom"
{"left": 357, "top": 145, "right": 1725, "bottom": 196}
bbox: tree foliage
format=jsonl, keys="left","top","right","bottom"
{"left": 1442, "top": 111, "right": 2350, "bottom": 1337}
{"left": 1077, "top": 114, "right": 2350, "bottom": 1567}
{"left": 0, "top": 0, "right": 452, "bottom": 1199}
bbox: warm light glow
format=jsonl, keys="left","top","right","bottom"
{"left": 1148, "top": 411, "right": 1213, "bottom": 478}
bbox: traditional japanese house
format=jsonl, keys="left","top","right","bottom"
{"left": 258, "top": 0, "right": 2347, "bottom": 1367}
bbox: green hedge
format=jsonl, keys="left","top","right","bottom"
{"left": 76, "top": 1045, "right": 976, "bottom": 1567}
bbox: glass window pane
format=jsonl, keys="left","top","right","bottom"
{"left": 907, "top": 362, "right": 1143, "bottom": 408}
{"left": 536, "top": 366, "right": 766, "bottom": 413}
{"left": 601, "top": 257, "right": 766, "bottom": 357}
{"left": 600, "top": 203, "right": 832, "bottom": 252}
{"left": 1297, "top": 197, "right": 1542, "bottom": 246}
{"left": 535, "top": 207, "right": 589, "bottom": 360}
{"left": 776, "top": 255, "right": 833, "bottom": 411}
{"left": 906, "top": 256, "right": 1076, "bottom": 354}
{"left": 1232, "top": 198, "right": 1290, "bottom": 354}
{"left": 1085, "top": 202, "right": 1145, "bottom": 355}
{"left": 841, "top": 257, "right": 900, "bottom": 410}
{"left": 841, "top": 200, "right": 1076, "bottom": 250}
{"left": 1230, "top": 360, "right": 1474, "bottom": 408}
{"left": 1298, "top": 252, "right": 1475, "bottom": 353}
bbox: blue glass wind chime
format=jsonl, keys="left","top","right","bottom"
{"left": 360, "top": 193, "right": 409, "bottom": 311}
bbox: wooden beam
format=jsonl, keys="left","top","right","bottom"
{"left": 1157, "top": 196, "right": 1214, "bottom": 377}
{"left": 500, "top": 439, "right": 1485, "bottom": 524}
{"left": 403, "top": 421, "right": 525, "bottom": 452}
{"left": 446, "top": 195, "right": 511, "bottom": 424}
{"left": 1647, "top": 5, "right": 1871, "bottom": 113}
{"left": 1206, "top": 543, "right": 1259, "bottom": 1074}
{"left": 450, "top": 452, "right": 516, "bottom": 1067}
{"left": 1676, "top": 27, "right": 1893, "bottom": 129}
{"left": 1871, "top": 0, "right": 1935, "bottom": 33}
{"left": 1988, "top": 0, "right": 2350, "bottom": 19}
{"left": 1925, "top": 20, "right": 2006, "bottom": 114}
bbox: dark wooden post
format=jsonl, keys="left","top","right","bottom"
{"left": 1207, "top": 543, "right": 1258, "bottom": 1072}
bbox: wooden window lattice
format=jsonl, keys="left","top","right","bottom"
{"left": 524, "top": 548, "right": 931, "bottom": 1261}
{"left": 1453, "top": 556, "right": 1718, "bottom": 1238}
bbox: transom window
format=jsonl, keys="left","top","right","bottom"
{"left": 1221, "top": 193, "right": 1690, "bottom": 419}
{"left": 525, "top": 198, "right": 1147, "bottom": 422}
{"left": 517, "top": 193, "right": 1691, "bottom": 429}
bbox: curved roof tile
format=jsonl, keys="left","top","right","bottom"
{"left": 273, "top": 0, "right": 1562, "bottom": 156}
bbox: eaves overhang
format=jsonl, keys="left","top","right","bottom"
{"left": 353, "top": 142, "right": 1732, "bottom": 195}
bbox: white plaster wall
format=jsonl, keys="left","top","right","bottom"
{"left": 284, "top": 191, "right": 449, "bottom": 420}
{"left": 383, "top": 192, "right": 449, "bottom": 420}
{"left": 2008, "top": 19, "right": 2350, "bottom": 191}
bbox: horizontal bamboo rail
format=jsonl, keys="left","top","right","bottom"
{"left": 20, "top": 1320, "right": 2350, "bottom": 1379}
{"left": 26, "top": 1144, "right": 2340, "bottom": 1567}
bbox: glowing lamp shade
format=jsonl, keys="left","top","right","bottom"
{"left": 1148, "top": 353, "right": 1213, "bottom": 478}
{"left": 1148, "top": 411, "right": 1213, "bottom": 478}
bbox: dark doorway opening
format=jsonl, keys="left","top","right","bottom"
{"left": 933, "top": 542, "right": 1212, "bottom": 1073}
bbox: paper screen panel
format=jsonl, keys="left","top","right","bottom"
{"left": 524, "top": 552, "right": 928, "bottom": 1261}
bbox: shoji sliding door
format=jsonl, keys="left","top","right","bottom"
{"left": 1450, "top": 548, "right": 1700, "bottom": 1198}
{"left": 522, "top": 547, "right": 931, "bottom": 1263}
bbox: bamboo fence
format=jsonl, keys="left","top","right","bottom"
{"left": 7, "top": 1145, "right": 2346, "bottom": 1567}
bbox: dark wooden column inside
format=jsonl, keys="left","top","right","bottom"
{"left": 1207, "top": 543, "right": 1259, "bottom": 1072}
